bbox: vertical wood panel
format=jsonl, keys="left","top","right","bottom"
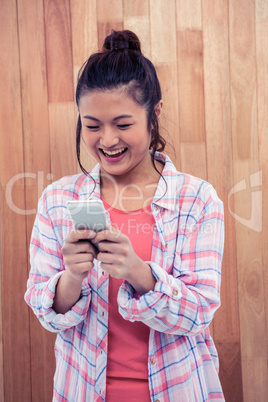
{"left": 123, "top": 0, "right": 151, "bottom": 58}
{"left": 150, "top": 0, "right": 177, "bottom": 64}
{"left": 49, "top": 102, "right": 77, "bottom": 180}
{"left": 229, "top": 0, "right": 268, "bottom": 401}
{"left": 0, "top": 192, "right": 4, "bottom": 402}
{"left": 150, "top": 0, "right": 179, "bottom": 169}
{"left": 44, "top": 0, "right": 74, "bottom": 103}
{"left": 97, "top": 0, "right": 123, "bottom": 48}
{"left": 70, "top": 0, "right": 98, "bottom": 174}
{"left": 255, "top": 0, "right": 268, "bottom": 358}
{"left": 202, "top": 1, "right": 243, "bottom": 400}
{"left": 176, "top": 0, "right": 207, "bottom": 184}
{"left": 16, "top": 0, "right": 56, "bottom": 400}
{"left": 0, "top": 0, "right": 32, "bottom": 401}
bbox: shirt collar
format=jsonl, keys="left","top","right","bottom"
{"left": 84, "top": 152, "right": 179, "bottom": 211}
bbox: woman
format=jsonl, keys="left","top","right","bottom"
{"left": 25, "top": 30, "right": 225, "bottom": 401}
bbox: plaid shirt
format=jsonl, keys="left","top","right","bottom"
{"left": 25, "top": 153, "right": 225, "bottom": 401}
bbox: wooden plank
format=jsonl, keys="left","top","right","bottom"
{"left": 217, "top": 342, "right": 243, "bottom": 402}
{"left": 202, "top": 0, "right": 239, "bottom": 342}
{"left": 17, "top": 0, "right": 50, "bottom": 176}
{"left": 97, "top": 0, "right": 123, "bottom": 49}
{"left": 70, "top": 0, "right": 98, "bottom": 174}
{"left": 150, "top": 0, "right": 177, "bottom": 63}
{"left": 202, "top": 1, "right": 243, "bottom": 399}
{"left": 17, "top": 2, "right": 56, "bottom": 399}
{"left": 49, "top": 102, "right": 77, "bottom": 181}
{"left": 70, "top": 0, "right": 98, "bottom": 68}
{"left": 255, "top": 0, "right": 268, "bottom": 354}
{"left": 176, "top": 0, "right": 202, "bottom": 29}
{"left": 177, "top": 29, "right": 206, "bottom": 143}
{"left": 0, "top": 191, "right": 4, "bottom": 402}
{"left": 155, "top": 64, "right": 180, "bottom": 170}
{"left": 29, "top": 309, "right": 56, "bottom": 402}
{"left": 123, "top": 0, "right": 151, "bottom": 58}
{"left": 180, "top": 142, "right": 206, "bottom": 180}
{"left": 229, "top": 0, "right": 268, "bottom": 400}
{"left": 44, "top": 0, "right": 74, "bottom": 103}
{"left": 0, "top": 0, "right": 31, "bottom": 400}
{"left": 0, "top": 2, "right": 24, "bottom": 186}
{"left": 2, "top": 187, "right": 32, "bottom": 402}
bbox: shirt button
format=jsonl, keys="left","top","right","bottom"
{"left": 153, "top": 205, "right": 158, "bottom": 211}
{"left": 165, "top": 243, "right": 168, "bottom": 249}
{"left": 151, "top": 358, "right": 156, "bottom": 365}
{"left": 155, "top": 400, "right": 160, "bottom": 402}
{"left": 173, "top": 289, "right": 178, "bottom": 296}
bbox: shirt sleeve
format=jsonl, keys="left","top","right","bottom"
{"left": 24, "top": 188, "right": 91, "bottom": 333}
{"left": 117, "top": 185, "right": 224, "bottom": 336}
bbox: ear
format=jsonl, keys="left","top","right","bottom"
{"left": 154, "top": 100, "right": 163, "bottom": 119}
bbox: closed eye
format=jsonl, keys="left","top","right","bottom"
{"left": 117, "top": 124, "right": 133, "bottom": 129}
{"left": 86, "top": 125, "right": 99, "bottom": 130}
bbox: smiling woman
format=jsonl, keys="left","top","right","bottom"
{"left": 24, "top": 29, "right": 225, "bottom": 402}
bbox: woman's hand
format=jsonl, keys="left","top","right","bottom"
{"left": 61, "top": 229, "right": 98, "bottom": 281}
{"left": 94, "top": 228, "right": 156, "bottom": 295}
{"left": 53, "top": 230, "right": 98, "bottom": 314}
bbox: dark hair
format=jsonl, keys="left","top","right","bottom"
{"left": 75, "top": 29, "right": 166, "bottom": 179}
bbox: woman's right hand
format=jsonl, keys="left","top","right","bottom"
{"left": 61, "top": 229, "right": 98, "bottom": 281}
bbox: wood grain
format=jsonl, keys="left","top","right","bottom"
{"left": 229, "top": 0, "right": 268, "bottom": 401}
{"left": 49, "top": 102, "right": 77, "bottom": 180}
{"left": 202, "top": 0, "right": 241, "bottom": 359}
{"left": 123, "top": 0, "right": 151, "bottom": 58}
{"left": 44, "top": 0, "right": 74, "bottom": 103}
{"left": 177, "top": 29, "right": 206, "bottom": 143}
{"left": 0, "top": 0, "right": 31, "bottom": 401}
{"left": 255, "top": 0, "right": 268, "bottom": 355}
{"left": 155, "top": 64, "right": 180, "bottom": 169}
{"left": 97, "top": 0, "right": 123, "bottom": 49}
{"left": 0, "top": 191, "right": 4, "bottom": 402}
{"left": 150, "top": 0, "right": 177, "bottom": 63}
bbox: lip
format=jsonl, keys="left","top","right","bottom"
{"left": 99, "top": 147, "right": 128, "bottom": 163}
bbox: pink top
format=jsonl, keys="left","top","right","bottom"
{"left": 102, "top": 198, "right": 155, "bottom": 401}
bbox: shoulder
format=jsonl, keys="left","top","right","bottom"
{"left": 43, "top": 173, "right": 89, "bottom": 199}
{"left": 156, "top": 152, "right": 223, "bottom": 216}
{"left": 39, "top": 168, "right": 99, "bottom": 213}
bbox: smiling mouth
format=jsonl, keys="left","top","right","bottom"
{"left": 100, "top": 147, "right": 128, "bottom": 158}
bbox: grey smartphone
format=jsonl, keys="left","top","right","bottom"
{"left": 67, "top": 200, "right": 110, "bottom": 232}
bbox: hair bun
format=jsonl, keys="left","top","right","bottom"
{"left": 103, "top": 29, "right": 141, "bottom": 52}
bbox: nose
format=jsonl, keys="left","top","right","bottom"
{"left": 99, "top": 128, "right": 119, "bottom": 148}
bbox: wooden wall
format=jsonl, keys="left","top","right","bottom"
{"left": 0, "top": 0, "right": 267, "bottom": 401}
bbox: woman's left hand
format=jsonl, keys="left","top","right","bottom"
{"left": 93, "top": 228, "right": 156, "bottom": 295}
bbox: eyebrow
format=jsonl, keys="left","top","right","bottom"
{"left": 82, "top": 114, "right": 133, "bottom": 122}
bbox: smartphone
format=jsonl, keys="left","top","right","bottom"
{"left": 67, "top": 199, "right": 110, "bottom": 232}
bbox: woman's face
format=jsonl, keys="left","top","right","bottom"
{"left": 79, "top": 89, "right": 154, "bottom": 182}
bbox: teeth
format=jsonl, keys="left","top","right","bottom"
{"left": 102, "top": 147, "right": 126, "bottom": 156}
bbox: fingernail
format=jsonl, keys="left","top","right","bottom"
{"left": 87, "top": 231, "right": 96, "bottom": 239}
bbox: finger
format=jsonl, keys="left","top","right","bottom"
{"left": 66, "top": 229, "right": 97, "bottom": 243}
{"left": 75, "top": 240, "right": 98, "bottom": 254}
{"left": 94, "top": 228, "right": 123, "bottom": 244}
{"left": 62, "top": 239, "right": 97, "bottom": 257}
{"left": 64, "top": 251, "right": 96, "bottom": 266}
{"left": 97, "top": 240, "right": 122, "bottom": 254}
{"left": 69, "top": 261, "right": 95, "bottom": 274}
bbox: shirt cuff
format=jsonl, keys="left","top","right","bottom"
{"left": 38, "top": 271, "right": 91, "bottom": 331}
{"left": 117, "top": 262, "right": 181, "bottom": 322}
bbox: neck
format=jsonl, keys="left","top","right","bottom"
{"left": 100, "top": 159, "right": 164, "bottom": 190}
